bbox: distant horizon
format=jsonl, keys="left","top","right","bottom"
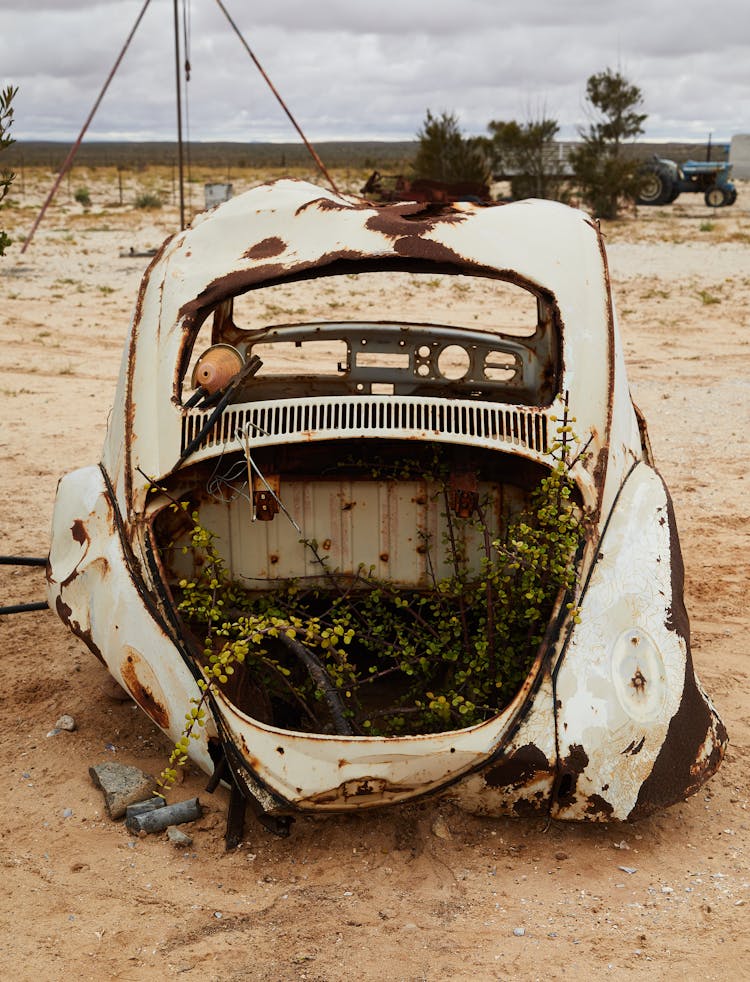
{"left": 7, "top": 136, "right": 738, "bottom": 146}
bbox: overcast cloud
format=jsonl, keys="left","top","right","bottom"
{"left": 2, "top": 0, "right": 749, "bottom": 144}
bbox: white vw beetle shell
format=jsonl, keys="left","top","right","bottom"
{"left": 47, "top": 180, "right": 726, "bottom": 832}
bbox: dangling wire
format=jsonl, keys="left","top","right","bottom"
{"left": 205, "top": 450, "right": 251, "bottom": 504}
{"left": 242, "top": 423, "right": 302, "bottom": 534}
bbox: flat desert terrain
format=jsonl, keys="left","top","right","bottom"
{"left": 0, "top": 168, "right": 748, "bottom": 980}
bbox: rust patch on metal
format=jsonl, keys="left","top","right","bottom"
{"left": 294, "top": 197, "right": 371, "bottom": 216}
{"left": 55, "top": 594, "right": 73, "bottom": 625}
{"left": 243, "top": 236, "right": 287, "bottom": 260}
{"left": 621, "top": 735, "right": 646, "bottom": 756}
{"left": 484, "top": 743, "right": 550, "bottom": 789}
{"left": 631, "top": 667, "right": 646, "bottom": 691}
{"left": 365, "top": 203, "right": 468, "bottom": 238}
{"left": 594, "top": 218, "right": 614, "bottom": 505}
{"left": 585, "top": 793, "right": 614, "bottom": 818}
{"left": 305, "top": 776, "right": 415, "bottom": 805}
{"left": 511, "top": 791, "right": 548, "bottom": 816}
{"left": 124, "top": 233, "right": 175, "bottom": 505}
{"left": 554, "top": 743, "right": 589, "bottom": 807}
{"left": 121, "top": 651, "right": 170, "bottom": 729}
{"left": 55, "top": 595, "right": 105, "bottom": 664}
{"left": 71, "top": 520, "right": 89, "bottom": 546}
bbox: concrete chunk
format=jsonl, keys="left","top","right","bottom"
{"left": 89, "top": 762, "right": 157, "bottom": 820}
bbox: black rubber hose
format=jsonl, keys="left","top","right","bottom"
{"left": 0, "top": 601, "right": 50, "bottom": 615}
{"left": 0, "top": 556, "right": 48, "bottom": 566}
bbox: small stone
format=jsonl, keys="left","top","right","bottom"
{"left": 89, "top": 762, "right": 157, "bottom": 819}
{"left": 613, "top": 840, "right": 630, "bottom": 850}
{"left": 618, "top": 865, "right": 637, "bottom": 875}
{"left": 55, "top": 714, "right": 76, "bottom": 732}
{"left": 555, "top": 851, "right": 568, "bottom": 861}
{"left": 513, "top": 927, "right": 525, "bottom": 937}
{"left": 167, "top": 826, "right": 193, "bottom": 847}
{"left": 62, "top": 808, "right": 73, "bottom": 818}
{"left": 661, "top": 886, "right": 673, "bottom": 894}
{"left": 431, "top": 815, "right": 452, "bottom": 840}
{"left": 213, "top": 911, "right": 222, "bottom": 919}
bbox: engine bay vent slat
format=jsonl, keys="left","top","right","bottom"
{"left": 181, "top": 396, "right": 550, "bottom": 460}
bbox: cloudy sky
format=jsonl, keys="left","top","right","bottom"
{"left": 2, "top": 0, "right": 749, "bottom": 145}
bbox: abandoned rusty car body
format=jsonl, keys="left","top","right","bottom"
{"left": 47, "top": 180, "right": 726, "bottom": 828}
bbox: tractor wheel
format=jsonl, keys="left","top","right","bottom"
{"left": 727, "top": 188, "right": 738, "bottom": 205}
{"left": 704, "top": 186, "right": 728, "bottom": 207}
{"left": 636, "top": 169, "right": 673, "bottom": 205}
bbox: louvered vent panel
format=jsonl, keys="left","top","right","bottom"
{"left": 181, "top": 396, "right": 549, "bottom": 459}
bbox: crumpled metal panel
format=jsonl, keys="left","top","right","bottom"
{"left": 552, "top": 462, "right": 726, "bottom": 819}
{"left": 47, "top": 465, "right": 214, "bottom": 776}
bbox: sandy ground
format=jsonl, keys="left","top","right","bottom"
{"left": 0, "top": 171, "right": 748, "bottom": 981}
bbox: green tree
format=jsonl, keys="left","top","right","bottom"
{"left": 488, "top": 116, "right": 566, "bottom": 201}
{"left": 413, "top": 109, "right": 490, "bottom": 185}
{"left": 569, "top": 68, "right": 647, "bottom": 219}
{"left": 0, "top": 85, "right": 18, "bottom": 256}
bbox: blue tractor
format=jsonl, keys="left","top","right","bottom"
{"left": 636, "top": 155, "right": 737, "bottom": 207}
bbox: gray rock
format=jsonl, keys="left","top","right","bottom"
{"left": 55, "top": 714, "right": 76, "bottom": 732}
{"left": 89, "top": 762, "right": 157, "bottom": 820}
{"left": 167, "top": 826, "right": 193, "bottom": 847}
{"left": 513, "top": 927, "right": 525, "bottom": 937}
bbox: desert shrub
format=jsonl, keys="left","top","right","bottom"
{"left": 413, "top": 109, "right": 490, "bottom": 185}
{"left": 569, "top": 68, "right": 647, "bottom": 219}
{"left": 135, "top": 191, "right": 162, "bottom": 210}
{"left": 488, "top": 116, "right": 568, "bottom": 201}
{"left": 74, "top": 186, "right": 91, "bottom": 207}
{"left": 0, "top": 85, "right": 17, "bottom": 257}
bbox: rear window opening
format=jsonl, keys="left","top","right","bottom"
{"left": 150, "top": 440, "right": 581, "bottom": 738}
{"left": 179, "top": 269, "right": 561, "bottom": 408}
{"left": 230, "top": 271, "right": 543, "bottom": 337}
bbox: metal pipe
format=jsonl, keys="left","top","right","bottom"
{"left": 173, "top": 0, "right": 186, "bottom": 229}
{"left": 0, "top": 556, "right": 47, "bottom": 566}
{"left": 0, "top": 602, "right": 49, "bottom": 615}
{"left": 214, "top": 0, "right": 340, "bottom": 195}
{"left": 21, "top": 0, "right": 153, "bottom": 252}
{"left": 126, "top": 796, "right": 202, "bottom": 833}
